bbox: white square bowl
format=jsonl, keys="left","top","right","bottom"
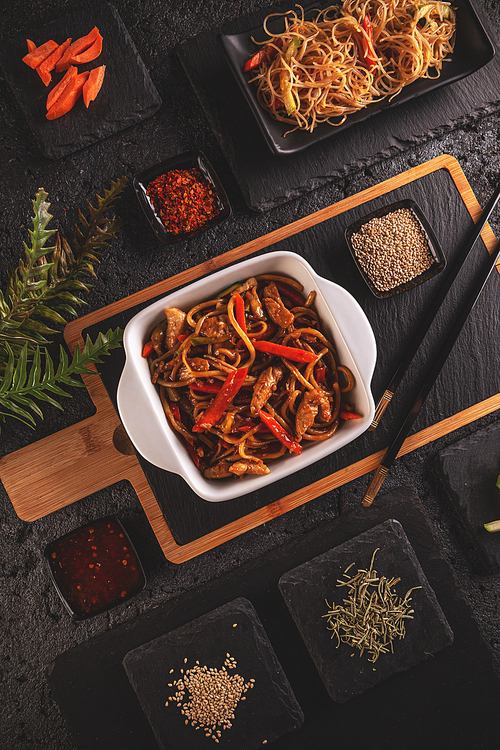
{"left": 117, "top": 251, "right": 377, "bottom": 502}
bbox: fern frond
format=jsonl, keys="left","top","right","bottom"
{"left": 0, "top": 178, "right": 128, "bottom": 360}
{"left": 0, "top": 329, "right": 123, "bottom": 432}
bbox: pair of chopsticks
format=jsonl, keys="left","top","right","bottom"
{"left": 362, "top": 182, "right": 500, "bottom": 507}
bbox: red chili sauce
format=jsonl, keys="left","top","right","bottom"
{"left": 145, "top": 167, "right": 220, "bottom": 234}
{"left": 45, "top": 516, "right": 145, "bottom": 619}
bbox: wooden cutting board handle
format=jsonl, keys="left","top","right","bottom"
{"left": 0, "top": 372, "right": 137, "bottom": 522}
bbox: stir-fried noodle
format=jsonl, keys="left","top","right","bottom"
{"left": 247, "top": 1, "right": 456, "bottom": 133}
{"left": 144, "top": 275, "right": 358, "bottom": 480}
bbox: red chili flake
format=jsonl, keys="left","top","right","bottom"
{"left": 146, "top": 167, "right": 221, "bottom": 235}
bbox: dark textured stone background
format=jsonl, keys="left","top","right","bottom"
{"left": 2, "top": 1, "right": 500, "bottom": 748}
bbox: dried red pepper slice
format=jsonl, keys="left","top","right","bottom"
{"left": 192, "top": 367, "right": 248, "bottom": 432}
{"left": 258, "top": 409, "right": 302, "bottom": 454}
{"left": 253, "top": 340, "right": 317, "bottom": 363}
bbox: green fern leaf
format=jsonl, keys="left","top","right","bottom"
{"left": 0, "top": 178, "right": 127, "bottom": 374}
{"left": 0, "top": 328, "right": 123, "bottom": 432}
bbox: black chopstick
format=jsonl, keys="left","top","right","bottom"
{"left": 362, "top": 233, "right": 500, "bottom": 507}
{"left": 368, "top": 180, "right": 500, "bottom": 431}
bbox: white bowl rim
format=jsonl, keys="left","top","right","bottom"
{"left": 117, "top": 251, "right": 377, "bottom": 502}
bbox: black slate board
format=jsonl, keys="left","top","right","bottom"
{"left": 279, "top": 519, "right": 454, "bottom": 702}
{"left": 123, "top": 597, "right": 304, "bottom": 749}
{"left": 435, "top": 419, "right": 500, "bottom": 574}
{"left": 46, "top": 487, "right": 500, "bottom": 750}
{"left": 217, "top": 0, "right": 494, "bottom": 156}
{"left": 176, "top": 0, "right": 500, "bottom": 211}
{"left": 83, "top": 165, "right": 500, "bottom": 546}
{"left": 0, "top": 2, "right": 162, "bottom": 159}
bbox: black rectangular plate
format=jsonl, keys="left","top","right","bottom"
{"left": 0, "top": 2, "right": 162, "bottom": 159}
{"left": 46, "top": 488, "right": 500, "bottom": 750}
{"left": 218, "top": 0, "right": 494, "bottom": 155}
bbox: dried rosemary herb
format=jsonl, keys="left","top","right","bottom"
{"left": 322, "top": 548, "right": 420, "bottom": 663}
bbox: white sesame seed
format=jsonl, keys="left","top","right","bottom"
{"left": 351, "top": 208, "right": 433, "bottom": 292}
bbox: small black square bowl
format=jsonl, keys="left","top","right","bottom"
{"left": 44, "top": 516, "right": 146, "bottom": 621}
{"left": 344, "top": 198, "right": 446, "bottom": 299}
{"left": 133, "top": 150, "right": 231, "bottom": 244}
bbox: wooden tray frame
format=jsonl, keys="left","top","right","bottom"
{"left": 1, "top": 155, "right": 499, "bottom": 563}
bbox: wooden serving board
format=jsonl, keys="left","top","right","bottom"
{"left": 1, "top": 154, "right": 499, "bottom": 564}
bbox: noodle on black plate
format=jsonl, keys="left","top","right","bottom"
{"left": 244, "top": 0, "right": 456, "bottom": 133}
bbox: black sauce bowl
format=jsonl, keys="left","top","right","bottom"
{"left": 344, "top": 198, "right": 446, "bottom": 299}
{"left": 44, "top": 516, "right": 146, "bottom": 621}
{"left": 133, "top": 150, "right": 231, "bottom": 245}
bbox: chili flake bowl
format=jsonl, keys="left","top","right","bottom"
{"left": 44, "top": 516, "right": 146, "bottom": 621}
{"left": 117, "top": 251, "right": 377, "bottom": 503}
{"left": 133, "top": 150, "right": 231, "bottom": 244}
{"left": 344, "top": 198, "right": 446, "bottom": 299}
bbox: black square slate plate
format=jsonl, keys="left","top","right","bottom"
{"left": 122, "top": 597, "right": 304, "bottom": 749}
{"left": 435, "top": 420, "right": 500, "bottom": 573}
{"left": 218, "top": 0, "right": 494, "bottom": 155}
{"left": 0, "top": 2, "right": 162, "bottom": 159}
{"left": 279, "top": 519, "right": 453, "bottom": 702}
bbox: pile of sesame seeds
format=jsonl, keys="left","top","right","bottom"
{"left": 350, "top": 207, "right": 434, "bottom": 292}
{"left": 165, "top": 654, "right": 255, "bottom": 743}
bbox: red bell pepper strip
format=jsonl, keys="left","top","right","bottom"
{"left": 315, "top": 366, "right": 326, "bottom": 383}
{"left": 37, "top": 38, "right": 72, "bottom": 86}
{"left": 243, "top": 42, "right": 280, "bottom": 72}
{"left": 191, "top": 380, "right": 222, "bottom": 394}
{"left": 361, "top": 14, "right": 378, "bottom": 72}
{"left": 192, "top": 367, "right": 248, "bottom": 432}
{"left": 253, "top": 340, "right": 317, "bottom": 363}
{"left": 142, "top": 340, "right": 154, "bottom": 358}
{"left": 275, "top": 281, "right": 305, "bottom": 306}
{"left": 170, "top": 403, "right": 181, "bottom": 422}
{"left": 234, "top": 292, "right": 247, "bottom": 333}
{"left": 185, "top": 440, "right": 202, "bottom": 468}
{"left": 340, "top": 410, "right": 362, "bottom": 420}
{"left": 22, "top": 39, "right": 58, "bottom": 69}
{"left": 236, "top": 420, "right": 261, "bottom": 432}
{"left": 258, "top": 409, "right": 302, "bottom": 454}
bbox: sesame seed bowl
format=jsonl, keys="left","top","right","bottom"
{"left": 344, "top": 199, "right": 446, "bottom": 299}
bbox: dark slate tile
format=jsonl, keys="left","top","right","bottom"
{"left": 122, "top": 597, "right": 304, "bottom": 749}
{"left": 279, "top": 518, "right": 453, "bottom": 702}
{"left": 0, "top": 2, "right": 161, "bottom": 159}
{"left": 435, "top": 420, "right": 500, "bottom": 573}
